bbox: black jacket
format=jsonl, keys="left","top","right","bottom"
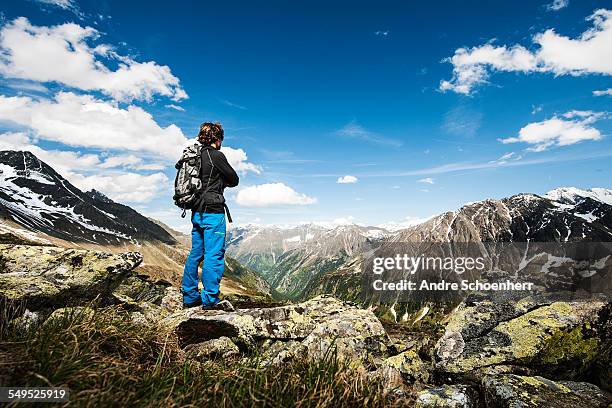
{"left": 197, "top": 145, "right": 239, "bottom": 213}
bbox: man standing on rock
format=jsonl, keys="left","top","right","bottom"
{"left": 182, "top": 122, "right": 239, "bottom": 311}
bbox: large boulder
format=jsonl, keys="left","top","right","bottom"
{"left": 481, "top": 374, "right": 611, "bottom": 407}
{"left": 0, "top": 244, "right": 142, "bottom": 312}
{"left": 434, "top": 292, "right": 610, "bottom": 379}
{"left": 164, "top": 296, "right": 390, "bottom": 368}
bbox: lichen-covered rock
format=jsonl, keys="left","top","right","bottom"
{"left": 415, "top": 385, "right": 475, "bottom": 408}
{"left": 164, "top": 296, "right": 390, "bottom": 368}
{"left": 259, "top": 340, "right": 306, "bottom": 366}
{"left": 381, "top": 349, "right": 429, "bottom": 384}
{"left": 0, "top": 245, "right": 142, "bottom": 312}
{"left": 184, "top": 337, "right": 240, "bottom": 361}
{"left": 434, "top": 292, "right": 610, "bottom": 378}
{"left": 482, "top": 374, "right": 610, "bottom": 408}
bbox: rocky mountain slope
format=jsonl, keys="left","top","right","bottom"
{"left": 227, "top": 223, "right": 391, "bottom": 299}
{"left": 0, "top": 150, "right": 175, "bottom": 245}
{"left": 301, "top": 188, "right": 612, "bottom": 313}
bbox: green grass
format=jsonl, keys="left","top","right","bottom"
{"left": 0, "top": 305, "right": 400, "bottom": 407}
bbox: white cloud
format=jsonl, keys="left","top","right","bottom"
{"left": 417, "top": 177, "right": 435, "bottom": 184}
{"left": 165, "top": 104, "right": 185, "bottom": 111}
{"left": 337, "top": 175, "right": 358, "bottom": 184}
{"left": 99, "top": 154, "right": 143, "bottom": 169}
{"left": 440, "top": 9, "right": 612, "bottom": 94}
{"left": 335, "top": 121, "right": 402, "bottom": 147}
{"left": 235, "top": 183, "right": 316, "bottom": 207}
{"left": 489, "top": 152, "right": 522, "bottom": 164}
{"left": 593, "top": 88, "right": 612, "bottom": 96}
{"left": 33, "top": 0, "right": 78, "bottom": 10}
{"left": 0, "top": 131, "right": 168, "bottom": 202}
{"left": 0, "top": 17, "right": 187, "bottom": 102}
{"left": 221, "top": 146, "right": 262, "bottom": 175}
{"left": 0, "top": 131, "right": 100, "bottom": 173}
{"left": 378, "top": 215, "right": 431, "bottom": 231}
{"left": 0, "top": 92, "right": 188, "bottom": 159}
{"left": 71, "top": 172, "right": 169, "bottom": 203}
{"left": 546, "top": 0, "right": 569, "bottom": 11}
{"left": 220, "top": 99, "right": 247, "bottom": 110}
{"left": 500, "top": 111, "right": 604, "bottom": 151}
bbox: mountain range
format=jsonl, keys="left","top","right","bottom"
{"left": 227, "top": 186, "right": 612, "bottom": 308}
{"left": 2, "top": 149, "right": 610, "bottom": 310}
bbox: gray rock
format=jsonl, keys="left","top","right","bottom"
{"left": 184, "top": 337, "right": 240, "bottom": 361}
{"left": 415, "top": 385, "right": 475, "bottom": 408}
{"left": 0, "top": 244, "right": 142, "bottom": 312}
{"left": 164, "top": 296, "right": 389, "bottom": 368}
{"left": 481, "top": 374, "right": 611, "bottom": 408}
{"left": 434, "top": 292, "right": 610, "bottom": 378}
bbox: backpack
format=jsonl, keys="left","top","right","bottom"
{"left": 173, "top": 143, "right": 204, "bottom": 217}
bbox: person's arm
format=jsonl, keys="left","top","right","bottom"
{"left": 212, "top": 150, "right": 239, "bottom": 187}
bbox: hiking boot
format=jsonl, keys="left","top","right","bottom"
{"left": 183, "top": 298, "right": 202, "bottom": 309}
{"left": 202, "top": 299, "right": 235, "bottom": 312}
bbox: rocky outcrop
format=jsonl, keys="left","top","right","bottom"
{"left": 481, "top": 374, "right": 609, "bottom": 408}
{"left": 0, "top": 244, "right": 183, "bottom": 324}
{"left": 434, "top": 292, "right": 610, "bottom": 379}
{"left": 0, "top": 244, "right": 142, "bottom": 311}
{"left": 165, "top": 296, "right": 391, "bottom": 369}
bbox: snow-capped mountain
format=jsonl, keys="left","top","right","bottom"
{"left": 0, "top": 150, "right": 175, "bottom": 245}
{"left": 392, "top": 187, "right": 612, "bottom": 243}
{"left": 307, "top": 187, "right": 612, "bottom": 306}
{"left": 227, "top": 188, "right": 612, "bottom": 300}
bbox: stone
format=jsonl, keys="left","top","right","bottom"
{"left": 434, "top": 292, "right": 610, "bottom": 378}
{"left": 481, "top": 374, "right": 611, "bottom": 408}
{"left": 415, "top": 385, "right": 475, "bottom": 408}
{"left": 0, "top": 244, "right": 142, "bottom": 312}
{"left": 184, "top": 337, "right": 240, "bottom": 361}
{"left": 381, "top": 349, "right": 429, "bottom": 384}
{"left": 164, "top": 296, "right": 390, "bottom": 368}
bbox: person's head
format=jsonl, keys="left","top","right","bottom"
{"left": 197, "top": 122, "right": 224, "bottom": 149}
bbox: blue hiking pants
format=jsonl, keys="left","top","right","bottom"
{"left": 181, "top": 212, "right": 226, "bottom": 306}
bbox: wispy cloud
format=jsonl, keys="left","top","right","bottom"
{"left": 374, "top": 30, "right": 390, "bottom": 37}
{"left": 417, "top": 177, "right": 435, "bottom": 184}
{"left": 593, "top": 88, "right": 612, "bottom": 96}
{"left": 31, "top": 0, "right": 83, "bottom": 17}
{"left": 546, "top": 0, "right": 569, "bottom": 11}
{"left": 335, "top": 120, "right": 402, "bottom": 147}
{"left": 165, "top": 104, "right": 185, "bottom": 111}
{"left": 220, "top": 98, "right": 248, "bottom": 110}
{"left": 442, "top": 105, "right": 483, "bottom": 138}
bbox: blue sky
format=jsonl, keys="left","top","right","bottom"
{"left": 0, "top": 0, "right": 610, "bottom": 231}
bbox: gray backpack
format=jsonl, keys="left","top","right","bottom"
{"left": 173, "top": 143, "right": 205, "bottom": 217}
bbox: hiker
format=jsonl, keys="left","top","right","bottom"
{"left": 180, "top": 122, "right": 239, "bottom": 311}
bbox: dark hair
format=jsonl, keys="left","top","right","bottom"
{"left": 197, "top": 122, "right": 224, "bottom": 145}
